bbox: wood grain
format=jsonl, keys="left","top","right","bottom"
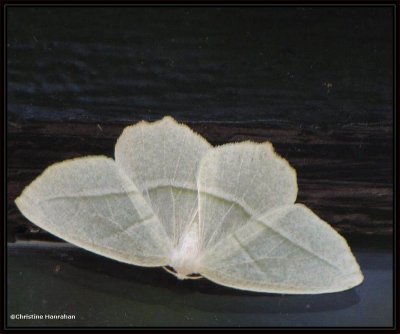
{"left": 7, "top": 120, "right": 392, "bottom": 241}
{"left": 7, "top": 7, "right": 393, "bottom": 242}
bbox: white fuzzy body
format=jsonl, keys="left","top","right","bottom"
{"left": 169, "top": 224, "right": 201, "bottom": 279}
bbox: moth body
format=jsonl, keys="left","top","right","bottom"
{"left": 169, "top": 223, "right": 201, "bottom": 279}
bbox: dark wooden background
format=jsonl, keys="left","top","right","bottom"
{"left": 7, "top": 7, "right": 393, "bottom": 242}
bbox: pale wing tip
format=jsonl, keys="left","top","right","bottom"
{"left": 164, "top": 116, "right": 213, "bottom": 148}
{"left": 15, "top": 193, "right": 34, "bottom": 224}
{"left": 161, "top": 115, "right": 177, "bottom": 123}
{"left": 14, "top": 155, "right": 113, "bottom": 199}
{"left": 345, "top": 256, "right": 364, "bottom": 288}
{"left": 14, "top": 155, "right": 115, "bottom": 226}
{"left": 14, "top": 194, "right": 26, "bottom": 215}
{"left": 202, "top": 140, "right": 298, "bottom": 201}
{"left": 14, "top": 190, "right": 44, "bottom": 233}
{"left": 349, "top": 270, "right": 364, "bottom": 287}
{"left": 321, "top": 269, "right": 364, "bottom": 293}
{"left": 207, "top": 140, "right": 297, "bottom": 176}
{"left": 116, "top": 115, "right": 212, "bottom": 149}
{"left": 14, "top": 194, "right": 24, "bottom": 208}
{"left": 302, "top": 202, "right": 365, "bottom": 292}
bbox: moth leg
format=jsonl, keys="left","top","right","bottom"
{"left": 162, "top": 266, "right": 203, "bottom": 280}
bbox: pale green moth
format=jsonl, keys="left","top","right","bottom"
{"left": 15, "top": 116, "right": 363, "bottom": 294}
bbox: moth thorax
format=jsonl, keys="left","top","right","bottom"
{"left": 169, "top": 224, "right": 201, "bottom": 279}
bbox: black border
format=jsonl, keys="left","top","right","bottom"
{"left": 2, "top": 2, "right": 397, "bottom": 331}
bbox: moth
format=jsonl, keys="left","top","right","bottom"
{"left": 15, "top": 116, "right": 363, "bottom": 294}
